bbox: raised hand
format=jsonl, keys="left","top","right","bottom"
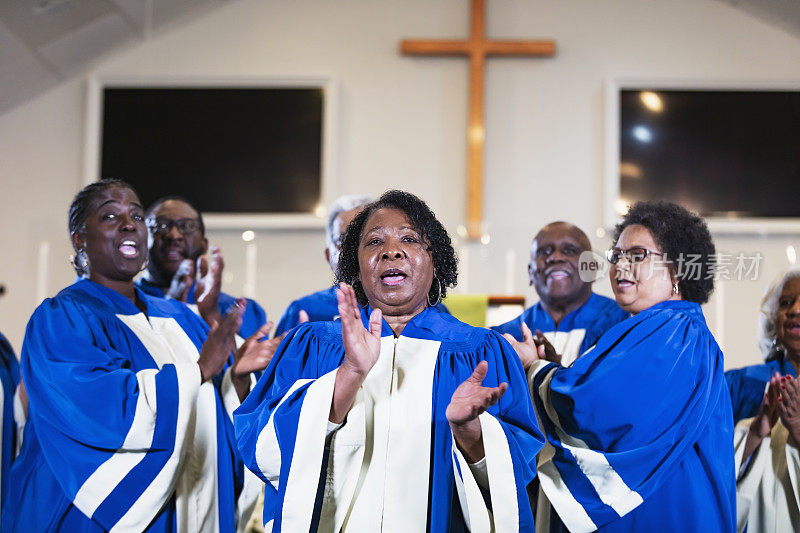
{"left": 744, "top": 373, "right": 781, "bottom": 460}
{"left": 329, "top": 283, "right": 382, "bottom": 424}
{"left": 196, "top": 246, "right": 224, "bottom": 326}
{"left": 503, "top": 323, "right": 551, "bottom": 371}
{"left": 166, "top": 258, "right": 196, "bottom": 301}
{"left": 778, "top": 375, "right": 800, "bottom": 447}
{"left": 198, "top": 298, "right": 243, "bottom": 382}
{"left": 446, "top": 361, "right": 508, "bottom": 462}
{"left": 338, "top": 283, "right": 382, "bottom": 377}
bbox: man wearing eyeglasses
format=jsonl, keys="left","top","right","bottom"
{"left": 137, "top": 196, "right": 268, "bottom": 339}
{"left": 493, "top": 221, "right": 629, "bottom": 367}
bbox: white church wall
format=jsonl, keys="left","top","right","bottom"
{"left": 1, "top": 0, "right": 799, "bottom": 370}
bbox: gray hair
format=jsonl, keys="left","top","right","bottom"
{"left": 325, "top": 195, "right": 373, "bottom": 248}
{"left": 759, "top": 268, "right": 800, "bottom": 360}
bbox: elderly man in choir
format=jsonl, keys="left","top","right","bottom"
{"left": 137, "top": 195, "right": 268, "bottom": 339}
{"left": 492, "top": 221, "right": 628, "bottom": 366}
{"left": 274, "top": 194, "right": 373, "bottom": 335}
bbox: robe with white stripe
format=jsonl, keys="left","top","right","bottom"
{"left": 734, "top": 419, "right": 800, "bottom": 532}
{"left": 234, "top": 305, "right": 543, "bottom": 532}
{"left": 528, "top": 300, "right": 735, "bottom": 532}
{"left": 2, "top": 279, "right": 260, "bottom": 532}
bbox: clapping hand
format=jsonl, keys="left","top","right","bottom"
{"left": 750, "top": 373, "right": 781, "bottom": 440}
{"left": 196, "top": 246, "right": 224, "bottom": 326}
{"left": 231, "top": 313, "right": 311, "bottom": 381}
{"left": 166, "top": 259, "right": 196, "bottom": 301}
{"left": 198, "top": 298, "right": 244, "bottom": 382}
{"left": 338, "top": 283, "right": 382, "bottom": 377}
{"left": 778, "top": 375, "right": 800, "bottom": 447}
{"left": 744, "top": 373, "right": 783, "bottom": 460}
{"left": 503, "top": 323, "right": 561, "bottom": 371}
{"left": 446, "top": 361, "right": 508, "bottom": 462}
{"left": 329, "top": 283, "right": 382, "bottom": 424}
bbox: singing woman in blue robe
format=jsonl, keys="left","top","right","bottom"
{"left": 506, "top": 202, "right": 735, "bottom": 532}
{"left": 235, "top": 191, "right": 544, "bottom": 531}
{"left": 3, "top": 180, "right": 270, "bottom": 532}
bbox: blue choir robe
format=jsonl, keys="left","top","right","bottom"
{"left": 0, "top": 332, "right": 20, "bottom": 518}
{"left": 274, "top": 286, "right": 339, "bottom": 336}
{"left": 234, "top": 306, "right": 543, "bottom": 531}
{"left": 137, "top": 277, "right": 267, "bottom": 340}
{"left": 527, "top": 301, "right": 735, "bottom": 532}
{"left": 3, "top": 279, "right": 261, "bottom": 532}
{"left": 491, "top": 293, "right": 629, "bottom": 366}
{"left": 275, "top": 284, "right": 450, "bottom": 336}
{"left": 725, "top": 356, "right": 797, "bottom": 425}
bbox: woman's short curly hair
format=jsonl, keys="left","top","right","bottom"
{"left": 336, "top": 190, "right": 458, "bottom": 307}
{"left": 613, "top": 201, "right": 716, "bottom": 304}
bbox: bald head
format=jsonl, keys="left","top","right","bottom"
{"left": 529, "top": 221, "right": 594, "bottom": 312}
{"left": 534, "top": 222, "right": 591, "bottom": 252}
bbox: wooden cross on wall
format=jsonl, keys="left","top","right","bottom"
{"left": 401, "top": 0, "right": 556, "bottom": 240}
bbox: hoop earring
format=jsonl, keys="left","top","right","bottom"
{"left": 672, "top": 283, "right": 679, "bottom": 295}
{"left": 773, "top": 337, "right": 785, "bottom": 354}
{"left": 71, "top": 249, "right": 90, "bottom": 277}
{"left": 427, "top": 277, "right": 442, "bottom": 307}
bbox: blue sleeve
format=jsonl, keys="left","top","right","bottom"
{"left": 428, "top": 331, "right": 543, "bottom": 532}
{"left": 490, "top": 315, "right": 525, "bottom": 341}
{"left": 480, "top": 332, "right": 543, "bottom": 530}
{"left": 20, "top": 297, "right": 202, "bottom": 531}
{"left": 233, "top": 324, "right": 344, "bottom": 523}
{"left": 725, "top": 366, "right": 768, "bottom": 425}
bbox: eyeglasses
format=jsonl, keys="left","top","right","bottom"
{"left": 606, "top": 246, "right": 665, "bottom": 265}
{"left": 146, "top": 218, "right": 201, "bottom": 236}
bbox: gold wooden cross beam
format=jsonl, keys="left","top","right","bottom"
{"left": 401, "top": 0, "right": 555, "bottom": 240}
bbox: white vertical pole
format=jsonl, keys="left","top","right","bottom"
{"left": 460, "top": 246, "right": 470, "bottom": 294}
{"left": 244, "top": 243, "right": 257, "bottom": 298}
{"left": 37, "top": 241, "right": 50, "bottom": 303}
{"left": 505, "top": 248, "right": 516, "bottom": 295}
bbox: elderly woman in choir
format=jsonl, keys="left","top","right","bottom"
{"left": 2, "top": 179, "right": 270, "bottom": 532}
{"left": 726, "top": 269, "right": 800, "bottom": 424}
{"left": 234, "top": 190, "right": 543, "bottom": 531}
{"left": 506, "top": 201, "right": 735, "bottom": 532}
{"left": 731, "top": 270, "right": 800, "bottom": 532}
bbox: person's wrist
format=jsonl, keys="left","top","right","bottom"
{"left": 340, "top": 357, "right": 372, "bottom": 379}
{"left": 749, "top": 416, "right": 769, "bottom": 439}
{"left": 450, "top": 418, "right": 483, "bottom": 462}
{"left": 198, "top": 360, "right": 211, "bottom": 382}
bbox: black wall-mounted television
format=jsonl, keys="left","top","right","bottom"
{"left": 99, "top": 86, "right": 324, "bottom": 214}
{"left": 618, "top": 88, "right": 800, "bottom": 218}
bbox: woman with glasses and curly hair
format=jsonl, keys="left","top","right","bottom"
{"left": 506, "top": 201, "right": 734, "bottom": 532}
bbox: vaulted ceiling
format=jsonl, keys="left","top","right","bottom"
{"left": 0, "top": 0, "right": 798, "bottom": 116}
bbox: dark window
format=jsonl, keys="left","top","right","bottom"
{"left": 101, "top": 87, "right": 324, "bottom": 213}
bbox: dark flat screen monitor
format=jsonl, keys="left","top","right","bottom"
{"left": 100, "top": 86, "right": 324, "bottom": 213}
{"left": 619, "top": 89, "right": 800, "bottom": 218}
